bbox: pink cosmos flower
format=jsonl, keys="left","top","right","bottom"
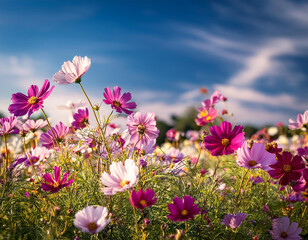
{"left": 166, "top": 128, "right": 180, "bottom": 142}
{"left": 165, "top": 147, "right": 184, "bottom": 164}
{"left": 249, "top": 176, "right": 265, "bottom": 185}
{"left": 0, "top": 116, "right": 19, "bottom": 135}
{"left": 53, "top": 56, "right": 91, "bottom": 84}
{"left": 186, "top": 130, "right": 199, "bottom": 141}
{"left": 288, "top": 110, "right": 308, "bottom": 130}
{"left": 127, "top": 112, "right": 159, "bottom": 148}
{"left": 8, "top": 80, "right": 54, "bottom": 117}
{"left": 222, "top": 213, "right": 247, "bottom": 229}
{"left": 100, "top": 159, "right": 139, "bottom": 195}
{"left": 236, "top": 141, "right": 277, "bottom": 171}
{"left": 167, "top": 195, "right": 201, "bottom": 222}
{"left": 41, "top": 166, "right": 73, "bottom": 193}
{"left": 72, "top": 108, "right": 89, "bottom": 129}
{"left": 13, "top": 147, "right": 50, "bottom": 167}
{"left": 129, "top": 189, "right": 158, "bottom": 210}
{"left": 103, "top": 86, "right": 137, "bottom": 114}
{"left": 268, "top": 152, "right": 305, "bottom": 186}
{"left": 40, "top": 122, "right": 70, "bottom": 149}
{"left": 22, "top": 119, "right": 47, "bottom": 132}
{"left": 195, "top": 107, "right": 218, "bottom": 126}
{"left": 74, "top": 206, "right": 111, "bottom": 234}
{"left": 202, "top": 90, "right": 221, "bottom": 109}
{"left": 203, "top": 121, "right": 245, "bottom": 156}
{"left": 269, "top": 216, "right": 302, "bottom": 240}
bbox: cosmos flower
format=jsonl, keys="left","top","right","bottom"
{"left": 74, "top": 206, "right": 111, "bottom": 234}
{"left": 203, "top": 121, "right": 245, "bottom": 156}
{"left": 101, "top": 159, "right": 139, "bottom": 195}
{"left": 166, "top": 128, "right": 180, "bottom": 142}
{"left": 186, "top": 130, "right": 199, "bottom": 141}
{"left": 8, "top": 79, "right": 54, "bottom": 117}
{"left": 165, "top": 147, "right": 185, "bottom": 164}
{"left": 13, "top": 147, "right": 50, "bottom": 167}
{"left": 129, "top": 189, "right": 158, "bottom": 210}
{"left": 288, "top": 110, "right": 308, "bottom": 130}
{"left": 22, "top": 119, "right": 47, "bottom": 132}
{"left": 222, "top": 213, "right": 247, "bottom": 229}
{"left": 40, "top": 122, "right": 70, "bottom": 149}
{"left": 269, "top": 216, "right": 302, "bottom": 240}
{"left": 41, "top": 166, "right": 73, "bottom": 193}
{"left": 127, "top": 112, "right": 159, "bottom": 148}
{"left": 72, "top": 108, "right": 89, "bottom": 129}
{"left": 236, "top": 141, "right": 277, "bottom": 171}
{"left": 53, "top": 56, "right": 91, "bottom": 84}
{"left": 167, "top": 195, "right": 201, "bottom": 222}
{"left": 195, "top": 107, "right": 218, "bottom": 126}
{"left": 103, "top": 86, "right": 137, "bottom": 114}
{"left": 0, "top": 116, "right": 19, "bottom": 135}
{"left": 268, "top": 152, "right": 305, "bottom": 186}
{"left": 202, "top": 90, "right": 221, "bottom": 109}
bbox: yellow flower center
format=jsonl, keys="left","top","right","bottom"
{"left": 248, "top": 160, "right": 257, "bottom": 166}
{"left": 280, "top": 231, "right": 288, "bottom": 238}
{"left": 221, "top": 138, "right": 230, "bottom": 147}
{"left": 137, "top": 124, "right": 146, "bottom": 135}
{"left": 200, "top": 110, "right": 208, "bottom": 117}
{"left": 181, "top": 209, "right": 188, "bottom": 216}
{"left": 139, "top": 200, "right": 147, "bottom": 206}
{"left": 113, "top": 101, "right": 121, "bottom": 108}
{"left": 120, "top": 180, "right": 130, "bottom": 187}
{"left": 87, "top": 222, "right": 98, "bottom": 231}
{"left": 53, "top": 182, "right": 59, "bottom": 188}
{"left": 283, "top": 164, "right": 292, "bottom": 173}
{"left": 28, "top": 96, "right": 38, "bottom": 105}
{"left": 206, "top": 116, "right": 211, "bottom": 121}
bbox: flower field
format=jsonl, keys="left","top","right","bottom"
{"left": 0, "top": 56, "right": 307, "bottom": 239}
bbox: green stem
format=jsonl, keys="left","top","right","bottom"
{"left": 299, "top": 204, "right": 307, "bottom": 226}
{"left": 3, "top": 135, "right": 9, "bottom": 172}
{"left": 22, "top": 137, "right": 40, "bottom": 181}
{"left": 233, "top": 169, "right": 249, "bottom": 213}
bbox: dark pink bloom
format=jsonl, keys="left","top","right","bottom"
{"left": 236, "top": 141, "right": 277, "bottom": 171}
{"left": 129, "top": 189, "right": 158, "bottom": 210}
{"left": 203, "top": 121, "right": 245, "bottom": 156}
{"left": 41, "top": 166, "right": 73, "bottom": 193}
{"left": 269, "top": 216, "right": 302, "bottom": 240}
{"left": 8, "top": 79, "right": 54, "bottom": 117}
{"left": 0, "top": 116, "right": 19, "bottom": 135}
{"left": 72, "top": 108, "right": 89, "bottom": 129}
{"left": 222, "top": 212, "right": 247, "bottom": 229}
{"left": 195, "top": 107, "right": 218, "bottom": 126}
{"left": 103, "top": 86, "right": 137, "bottom": 114}
{"left": 127, "top": 112, "right": 159, "bottom": 148}
{"left": 25, "top": 192, "right": 30, "bottom": 198}
{"left": 297, "top": 147, "right": 308, "bottom": 159}
{"left": 168, "top": 195, "right": 201, "bottom": 222}
{"left": 40, "top": 122, "right": 70, "bottom": 149}
{"left": 268, "top": 152, "right": 305, "bottom": 186}
{"left": 166, "top": 128, "right": 179, "bottom": 141}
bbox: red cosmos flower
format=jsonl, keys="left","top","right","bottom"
{"left": 41, "top": 166, "right": 73, "bottom": 193}
{"left": 8, "top": 79, "right": 54, "bottom": 118}
{"left": 268, "top": 152, "right": 305, "bottom": 186}
{"left": 168, "top": 195, "right": 201, "bottom": 222}
{"left": 203, "top": 121, "right": 245, "bottom": 156}
{"left": 129, "top": 189, "right": 158, "bottom": 210}
{"left": 103, "top": 86, "right": 137, "bottom": 114}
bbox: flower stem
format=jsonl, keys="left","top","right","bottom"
{"left": 299, "top": 204, "right": 307, "bottom": 226}
{"left": 22, "top": 137, "right": 40, "bottom": 181}
{"left": 3, "top": 135, "right": 9, "bottom": 171}
{"left": 233, "top": 168, "right": 250, "bottom": 213}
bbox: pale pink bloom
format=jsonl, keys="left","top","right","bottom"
{"left": 270, "top": 216, "right": 302, "bottom": 240}
{"left": 222, "top": 212, "right": 247, "bottom": 229}
{"left": 74, "top": 206, "right": 111, "bottom": 234}
{"left": 165, "top": 147, "right": 184, "bottom": 164}
{"left": 101, "top": 159, "right": 139, "bottom": 195}
{"left": 288, "top": 110, "right": 308, "bottom": 130}
{"left": 202, "top": 90, "right": 221, "bottom": 109}
{"left": 23, "top": 119, "right": 47, "bottom": 132}
{"left": 53, "top": 56, "right": 91, "bottom": 84}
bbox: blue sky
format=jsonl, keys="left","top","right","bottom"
{"left": 0, "top": 0, "right": 307, "bottom": 126}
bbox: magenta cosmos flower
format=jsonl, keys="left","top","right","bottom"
{"left": 166, "top": 128, "right": 180, "bottom": 142}
{"left": 72, "top": 108, "right": 89, "bottom": 129}
{"left": 129, "top": 189, "right": 158, "bottom": 210}
{"left": 40, "top": 122, "right": 70, "bottom": 149}
{"left": 168, "top": 195, "right": 201, "bottom": 222}
{"left": 222, "top": 212, "right": 247, "bottom": 229}
{"left": 103, "top": 86, "right": 137, "bottom": 114}
{"left": 100, "top": 159, "right": 139, "bottom": 195}
{"left": 53, "top": 56, "right": 91, "bottom": 84}
{"left": 8, "top": 79, "right": 54, "bottom": 118}
{"left": 236, "top": 141, "right": 277, "bottom": 171}
{"left": 127, "top": 112, "right": 159, "bottom": 148}
{"left": 0, "top": 116, "right": 19, "bottom": 135}
{"left": 41, "top": 166, "right": 73, "bottom": 193}
{"left": 13, "top": 147, "right": 50, "bottom": 167}
{"left": 268, "top": 152, "right": 305, "bottom": 186}
{"left": 74, "top": 206, "right": 111, "bottom": 234}
{"left": 288, "top": 110, "right": 308, "bottom": 130}
{"left": 269, "top": 216, "right": 302, "bottom": 240}
{"left": 203, "top": 121, "right": 245, "bottom": 156}
{"left": 195, "top": 107, "right": 218, "bottom": 126}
